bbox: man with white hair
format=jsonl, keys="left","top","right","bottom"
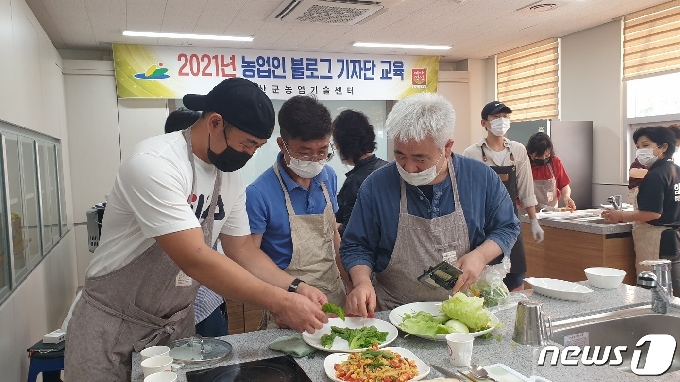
{"left": 340, "top": 93, "right": 520, "bottom": 315}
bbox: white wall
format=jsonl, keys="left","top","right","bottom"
{"left": 118, "top": 98, "right": 169, "bottom": 162}
{"left": 0, "top": 0, "right": 78, "bottom": 380}
{"left": 560, "top": 20, "right": 627, "bottom": 204}
{"left": 437, "top": 71, "right": 471, "bottom": 152}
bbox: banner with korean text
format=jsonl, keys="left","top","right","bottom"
{"left": 113, "top": 44, "right": 439, "bottom": 100}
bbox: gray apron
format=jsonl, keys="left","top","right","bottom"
{"left": 534, "top": 163, "right": 558, "bottom": 209}
{"left": 65, "top": 128, "right": 222, "bottom": 382}
{"left": 481, "top": 146, "right": 527, "bottom": 275}
{"left": 261, "top": 163, "right": 346, "bottom": 328}
{"left": 374, "top": 157, "right": 471, "bottom": 311}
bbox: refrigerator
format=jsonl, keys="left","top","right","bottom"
{"left": 507, "top": 120, "right": 594, "bottom": 209}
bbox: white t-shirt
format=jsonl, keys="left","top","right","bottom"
{"left": 487, "top": 147, "right": 509, "bottom": 165}
{"left": 86, "top": 131, "right": 250, "bottom": 277}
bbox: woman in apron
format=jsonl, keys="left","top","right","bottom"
{"left": 526, "top": 133, "right": 576, "bottom": 212}
{"left": 602, "top": 126, "right": 680, "bottom": 274}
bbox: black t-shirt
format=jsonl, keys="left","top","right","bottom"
{"left": 637, "top": 159, "right": 680, "bottom": 226}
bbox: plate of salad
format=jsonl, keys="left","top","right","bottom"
{"left": 389, "top": 293, "right": 501, "bottom": 341}
{"left": 302, "top": 317, "right": 399, "bottom": 353}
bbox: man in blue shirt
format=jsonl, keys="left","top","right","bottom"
{"left": 247, "top": 96, "right": 351, "bottom": 324}
{"left": 340, "top": 93, "right": 520, "bottom": 315}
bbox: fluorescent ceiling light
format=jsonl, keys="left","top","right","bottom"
{"left": 123, "top": 31, "right": 253, "bottom": 42}
{"left": 353, "top": 42, "right": 451, "bottom": 50}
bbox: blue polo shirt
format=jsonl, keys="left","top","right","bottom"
{"left": 246, "top": 152, "right": 339, "bottom": 269}
{"left": 340, "top": 154, "right": 520, "bottom": 273}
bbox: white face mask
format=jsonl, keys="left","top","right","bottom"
{"left": 489, "top": 117, "right": 511, "bottom": 137}
{"left": 286, "top": 156, "right": 325, "bottom": 178}
{"left": 636, "top": 147, "right": 659, "bottom": 167}
{"left": 396, "top": 153, "right": 444, "bottom": 186}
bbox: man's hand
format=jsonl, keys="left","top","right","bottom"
{"left": 452, "top": 252, "right": 488, "bottom": 294}
{"left": 344, "top": 280, "right": 376, "bottom": 317}
{"left": 296, "top": 282, "right": 328, "bottom": 306}
{"left": 564, "top": 197, "right": 577, "bottom": 212}
{"left": 530, "top": 218, "right": 544, "bottom": 243}
{"left": 270, "top": 292, "right": 328, "bottom": 333}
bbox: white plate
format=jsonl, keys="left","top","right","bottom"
{"left": 302, "top": 317, "right": 398, "bottom": 353}
{"left": 524, "top": 277, "right": 593, "bottom": 301}
{"left": 388, "top": 301, "right": 500, "bottom": 341}
{"left": 324, "top": 347, "right": 430, "bottom": 382}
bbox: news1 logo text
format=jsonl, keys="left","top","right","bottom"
{"left": 538, "top": 334, "right": 677, "bottom": 376}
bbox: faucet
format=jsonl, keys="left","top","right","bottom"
{"left": 607, "top": 195, "right": 622, "bottom": 210}
{"left": 637, "top": 259, "right": 674, "bottom": 314}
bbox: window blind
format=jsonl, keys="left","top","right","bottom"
{"left": 624, "top": 0, "right": 680, "bottom": 79}
{"left": 496, "top": 38, "right": 559, "bottom": 122}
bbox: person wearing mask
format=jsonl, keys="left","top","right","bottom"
{"left": 332, "top": 110, "right": 388, "bottom": 237}
{"left": 627, "top": 124, "right": 680, "bottom": 208}
{"left": 462, "top": 101, "right": 544, "bottom": 292}
{"left": 340, "top": 93, "right": 520, "bottom": 316}
{"left": 246, "top": 96, "right": 351, "bottom": 326}
{"left": 526, "top": 132, "right": 576, "bottom": 212}
{"left": 65, "top": 79, "right": 328, "bottom": 381}
{"left": 602, "top": 126, "right": 680, "bottom": 273}
{"left": 165, "top": 107, "right": 229, "bottom": 338}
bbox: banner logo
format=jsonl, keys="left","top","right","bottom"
{"left": 412, "top": 68, "right": 427, "bottom": 88}
{"left": 134, "top": 63, "right": 170, "bottom": 80}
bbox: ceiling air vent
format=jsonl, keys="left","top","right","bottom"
{"left": 267, "top": 0, "right": 403, "bottom": 26}
{"left": 518, "top": 1, "right": 568, "bottom": 14}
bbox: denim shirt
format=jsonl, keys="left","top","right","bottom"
{"left": 339, "top": 154, "right": 520, "bottom": 273}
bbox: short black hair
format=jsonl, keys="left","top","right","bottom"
{"left": 526, "top": 132, "right": 555, "bottom": 157}
{"left": 332, "top": 110, "right": 377, "bottom": 164}
{"left": 278, "top": 95, "right": 332, "bottom": 141}
{"left": 165, "top": 107, "right": 201, "bottom": 133}
{"left": 633, "top": 126, "right": 676, "bottom": 160}
{"left": 668, "top": 124, "right": 680, "bottom": 140}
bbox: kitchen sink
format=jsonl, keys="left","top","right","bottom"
{"left": 549, "top": 305, "right": 680, "bottom": 373}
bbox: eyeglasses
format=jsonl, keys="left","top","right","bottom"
{"left": 283, "top": 141, "right": 335, "bottom": 165}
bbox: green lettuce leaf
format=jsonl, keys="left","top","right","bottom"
{"left": 322, "top": 303, "right": 345, "bottom": 321}
{"left": 440, "top": 292, "right": 492, "bottom": 332}
{"left": 398, "top": 311, "right": 451, "bottom": 338}
{"left": 328, "top": 325, "right": 389, "bottom": 349}
{"left": 320, "top": 333, "right": 337, "bottom": 348}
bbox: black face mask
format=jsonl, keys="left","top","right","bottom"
{"left": 531, "top": 157, "right": 552, "bottom": 166}
{"left": 207, "top": 134, "right": 252, "bottom": 172}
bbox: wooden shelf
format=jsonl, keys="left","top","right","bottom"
{"left": 226, "top": 300, "right": 264, "bottom": 335}
{"left": 522, "top": 223, "right": 637, "bottom": 286}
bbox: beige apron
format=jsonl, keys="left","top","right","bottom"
{"left": 374, "top": 158, "right": 471, "bottom": 311}
{"left": 65, "top": 128, "right": 221, "bottom": 382}
{"left": 633, "top": 222, "right": 665, "bottom": 274}
{"left": 534, "top": 163, "right": 558, "bottom": 209}
{"left": 262, "top": 162, "right": 346, "bottom": 328}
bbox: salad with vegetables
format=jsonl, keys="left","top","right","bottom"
{"left": 398, "top": 293, "right": 498, "bottom": 338}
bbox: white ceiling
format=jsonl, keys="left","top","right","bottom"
{"left": 26, "top": 0, "right": 667, "bottom": 60}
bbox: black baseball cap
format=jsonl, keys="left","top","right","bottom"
{"left": 481, "top": 101, "right": 512, "bottom": 120}
{"left": 183, "top": 78, "right": 275, "bottom": 139}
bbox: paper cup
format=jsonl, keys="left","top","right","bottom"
{"left": 141, "top": 345, "right": 170, "bottom": 360}
{"left": 144, "top": 371, "right": 177, "bottom": 382}
{"left": 141, "top": 355, "right": 173, "bottom": 378}
{"left": 446, "top": 333, "right": 474, "bottom": 367}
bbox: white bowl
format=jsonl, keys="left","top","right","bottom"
{"left": 584, "top": 267, "right": 626, "bottom": 289}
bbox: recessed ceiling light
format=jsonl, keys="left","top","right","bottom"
{"left": 353, "top": 42, "right": 451, "bottom": 50}
{"left": 122, "top": 31, "right": 253, "bottom": 42}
